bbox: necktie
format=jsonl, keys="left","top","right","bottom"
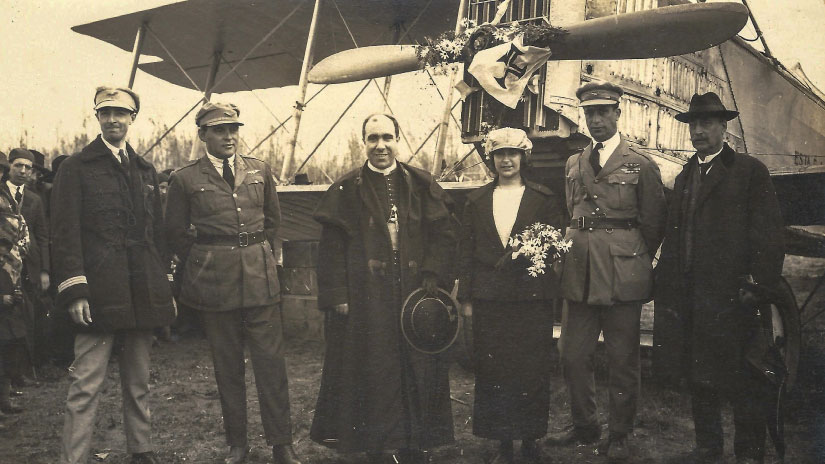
{"left": 699, "top": 161, "right": 712, "bottom": 179}
{"left": 222, "top": 158, "right": 235, "bottom": 189}
{"left": 14, "top": 187, "right": 21, "bottom": 205}
{"left": 118, "top": 149, "right": 129, "bottom": 168}
{"left": 590, "top": 142, "right": 604, "bottom": 175}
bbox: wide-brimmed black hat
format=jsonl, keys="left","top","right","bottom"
{"left": 401, "top": 286, "right": 461, "bottom": 354}
{"left": 675, "top": 92, "right": 739, "bottom": 123}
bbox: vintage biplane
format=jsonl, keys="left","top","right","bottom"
{"left": 73, "top": 0, "right": 825, "bottom": 409}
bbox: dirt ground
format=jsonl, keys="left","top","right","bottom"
{"left": 1, "top": 256, "right": 824, "bottom": 464}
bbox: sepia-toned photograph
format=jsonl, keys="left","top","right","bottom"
{"left": 1, "top": 0, "right": 824, "bottom": 462}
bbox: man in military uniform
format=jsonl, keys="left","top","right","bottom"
{"left": 548, "top": 81, "right": 667, "bottom": 461}
{"left": 52, "top": 86, "right": 176, "bottom": 464}
{"left": 165, "top": 102, "right": 302, "bottom": 464}
{"left": 654, "top": 93, "right": 785, "bottom": 464}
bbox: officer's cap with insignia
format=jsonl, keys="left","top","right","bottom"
{"left": 196, "top": 102, "right": 244, "bottom": 128}
{"left": 484, "top": 127, "right": 532, "bottom": 160}
{"left": 576, "top": 81, "right": 623, "bottom": 107}
{"left": 94, "top": 86, "right": 140, "bottom": 113}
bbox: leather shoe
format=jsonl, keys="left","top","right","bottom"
{"left": 224, "top": 446, "right": 249, "bottom": 464}
{"left": 272, "top": 444, "right": 302, "bottom": 464}
{"left": 129, "top": 451, "right": 160, "bottom": 464}
{"left": 9, "top": 390, "right": 23, "bottom": 397}
{"left": 545, "top": 424, "right": 601, "bottom": 446}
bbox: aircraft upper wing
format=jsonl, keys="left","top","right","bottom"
{"left": 71, "top": 0, "right": 459, "bottom": 92}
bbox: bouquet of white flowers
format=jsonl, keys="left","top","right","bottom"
{"left": 508, "top": 223, "right": 571, "bottom": 277}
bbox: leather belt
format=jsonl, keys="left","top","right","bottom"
{"left": 196, "top": 231, "right": 267, "bottom": 247}
{"left": 571, "top": 217, "right": 638, "bottom": 230}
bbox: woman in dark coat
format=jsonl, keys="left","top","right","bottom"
{"left": 458, "top": 128, "right": 566, "bottom": 464}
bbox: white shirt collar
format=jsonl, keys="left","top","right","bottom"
{"left": 6, "top": 181, "right": 23, "bottom": 196}
{"left": 206, "top": 152, "right": 235, "bottom": 175}
{"left": 698, "top": 146, "right": 724, "bottom": 165}
{"left": 592, "top": 131, "right": 621, "bottom": 166}
{"left": 101, "top": 135, "right": 126, "bottom": 159}
{"left": 367, "top": 160, "right": 398, "bottom": 175}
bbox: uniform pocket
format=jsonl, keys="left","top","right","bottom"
{"left": 610, "top": 241, "right": 652, "bottom": 302}
{"left": 192, "top": 183, "right": 220, "bottom": 215}
{"left": 607, "top": 173, "right": 639, "bottom": 210}
{"left": 246, "top": 179, "right": 265, "bottom": 206}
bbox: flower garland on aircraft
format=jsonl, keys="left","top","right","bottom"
{"left": 417, "top": 19, "right": 566, "bottom": 70}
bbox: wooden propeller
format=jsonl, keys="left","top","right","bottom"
{"left": 308, "top": 2, "right": 749, "bottom": 84}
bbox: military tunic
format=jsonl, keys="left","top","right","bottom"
{"left": 165, "top": 154, "right": 293, "bottom": 448}
{"left": 558, "top": 136, "right": 667, "bottom": 437}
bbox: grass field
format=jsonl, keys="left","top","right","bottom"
{"left": 1, "top": 257, "right": 823, "bottom": 463}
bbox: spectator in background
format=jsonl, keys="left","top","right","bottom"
{"left": 42, "top": 155, "right": 68, "bottom": 219}
{"left": 5, "top": 149, "right": 50, "bottom": 370}
{"left": 0, "top": 150, "right": 28, "bottom": 421}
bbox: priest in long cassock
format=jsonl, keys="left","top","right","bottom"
{"left": 311, "top": 113, "right": 456, "bottom": 464}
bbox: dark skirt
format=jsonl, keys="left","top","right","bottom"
{"left": 472, "top": 299, "right": 553, "bottom": 440}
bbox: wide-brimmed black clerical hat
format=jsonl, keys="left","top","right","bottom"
{"left": 401, "top": 286, "right": 461, "bottom": 354}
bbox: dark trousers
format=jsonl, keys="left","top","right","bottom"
{"left": 199, "top": 304, "right": 293, "bottom": 447}
{"left": 691, "top": 379, "right": 767, "bottom": 461}
{"left": 559, "top": 300, "right": 641, "bottom": 436}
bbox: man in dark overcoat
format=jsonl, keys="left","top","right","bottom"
{"left": 4, "top": 148, "right": 50, "bottom": 369}
{"left": 311, "top": 113, "right": 457, "bottom": 464}
{"left": 165, "top": 102, "right": 302, "bottom": 464}
{"left": 549, "top": 81, "right": 667, "bottom": 461}
{"left": 51, "top": 86, "right": 176, "bottom": 464}
{"left": 654, "top": 92, "right": 785, "bottom": 464}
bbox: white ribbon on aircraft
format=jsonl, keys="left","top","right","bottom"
{"left": 468, "top": 36, "right": 551, "bottom": 109}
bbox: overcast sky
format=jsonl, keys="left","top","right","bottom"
{"left": 2, "top": 0, "right": 824, "bottom": 163}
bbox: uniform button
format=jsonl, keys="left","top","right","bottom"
{"left": 594, "top": 179, "right": 599, "bottom": 183}
{"left": 621, "top": 181, "right": 626, "bottom": 185}
{"left": 595, "top": 207, "right": 600, "bottom": 211}
{"left": 233, "top": 193, "right": 238, "bottom": 198}
{"left": 237, "top": 207, "right": 241, "bottom": 212}
{"left": 593, "top": 195, "right": 598, "bottom": 199}
{"left": 591, "top": 211, "right": 596, "bottom": 215}
{"left": 200, "top": 187, "right": 205, "bottom": 191}
{"left": 240, "top": 223, "right": 245, "bottom": 227}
